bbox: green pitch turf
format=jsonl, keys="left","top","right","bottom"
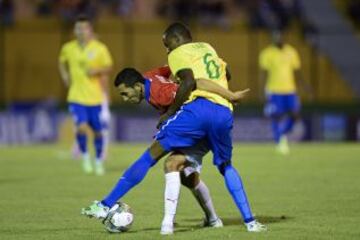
{"left": 1, "top": 143, "right": 360, "bottom": 240}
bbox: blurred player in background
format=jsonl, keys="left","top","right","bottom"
{"left": 71, "top": 94, "right": 111, "bottom": 161}
{"left": 58, "top": 15, "right": 113, "bottom": 175}
{"left": 259, "top": 32, "right": 309, "bottom": 154}
{"left": 113, "top": 66, "right": 248, "bottom": 229}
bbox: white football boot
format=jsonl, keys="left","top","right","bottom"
{"left": 203, "top": 218, "right": 223, "bottom": 228}
{"left": 245, "top": 220, "right": 267, "bottom": 232}
{"left": 160, "top": 223, "right": 174, "bottom": 235}
{"left": 81, "top": 201, "right": 110, "bottom": 219}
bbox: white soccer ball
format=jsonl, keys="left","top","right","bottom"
{"left": 103, "top": 202, "right": 134, "bottom": 233}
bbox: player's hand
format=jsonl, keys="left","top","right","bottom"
{"left": 87, "top": 68, "right": 99, "bottom": 77}
{"left": 231, "top": 88, "right": 250, "bottom": 104}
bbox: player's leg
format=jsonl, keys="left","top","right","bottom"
{"left": 178, "top": 141, "right": 222, "bottom": 227}
{"left": 277, "top": 94, "right": 301, "bottom": 154}
{"left": 281, "top": 94, "right": 301, "bottom": 135}
{"left": 266, "top": 94, "right": 290, "bottom": 154}
{"left": 100, "top": 98, "right": 111, "bottom": 161}
{"left": 70, "top": 120, "right": 81, "bottom": 160}
{"left": 88, "top": 105, "right": 106, "bottom": 175}
{"left": 180, "top": 171, "right": 222, "bottom": 228}
{"left": 69, "top": 103, "right": 92, "bottom": 173}
{"left": 161, "top": 153, "right": 186, "bottom": 234}
{"left": 208, "top": 104, "right": 266, "bottom": 232}
{"left": 156, "top": 101, "right": 206, "bottom": 234}
{"left": 81, "top": 140, "right": 168, "bottom": 218}
{"left": 265, "top": 94, "right": 283, "bottom": 144}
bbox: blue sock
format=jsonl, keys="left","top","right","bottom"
{"left": 223, "top": 165, "right": 254, "bottom": 223}
{"left": 101, "top": 150, "right": 156, "bottom": 207}
{"left": 94, "top": 135, "right": 103, "bottom": 160}
{"left": 271, "top": 119, "right": 281, "bottom": 143}
{"left": 281, "top": 117, "right": 295, "bottom": 135}
{"left": 76, "top": 133, "right": 87, "bottom": 153}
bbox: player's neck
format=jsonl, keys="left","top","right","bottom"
{"left": 78, "top": 37, "right": 93, "bottom": 48}
{"left": 275, "top": 43, "right": 284, "bottom": 49}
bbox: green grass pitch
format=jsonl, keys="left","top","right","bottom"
{"left": 1, "top": 143, "right": 360, "bottom": 240}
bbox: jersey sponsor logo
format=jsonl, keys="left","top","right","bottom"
{"left": 88, "top": 51, "right": 96, "bottom": 60}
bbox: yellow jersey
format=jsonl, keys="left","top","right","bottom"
{"left": 168, "top": 42, "right": 232, "bottom": 110}
{"left": 259, "top": 44, "right": 300, "bottom": 94}
{"left": 59, "top": 39, "right": 113, "bottom": 105}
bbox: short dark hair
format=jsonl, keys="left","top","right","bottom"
{"left": 164, "top": 22, "right": 192, "bottom": 41}
{"left": 114, "top": 68, "right": 145, "bottom": 87}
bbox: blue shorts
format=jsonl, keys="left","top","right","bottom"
{"left": 155, "top": 98, "right": 233, "bottom": 167}
{"left": 264, "top": 93, "right": 300, "bottom": 117}
{"left": 69, "top": 103, "right": 103, "bottom": 132}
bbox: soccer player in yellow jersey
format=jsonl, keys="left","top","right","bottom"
{"left": 259, "top": 32, "right": 304, "bottom": 154}
{"left": 58, "top": 15, "right": 113, "bottom": 175}
{"left": 81, "top": 22, "right": 266, "bottom": 234}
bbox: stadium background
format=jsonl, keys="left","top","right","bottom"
{"left": 0, "top": 0, "right": 359, "bottom": 145}
{"left": 1, "top": 1, "right": 360, "bottom": 240}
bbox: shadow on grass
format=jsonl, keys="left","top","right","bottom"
{"left": 127, "top": 222, "right": 204, "bottom": 234}
{"left": 183, "top": 215, "right": 292, "bottom": 226}
{"left": 0, "top": 227, "right": 91, "bottom": 235}
{"left": 113, "top": 215, "right": 292, "bottom": 235}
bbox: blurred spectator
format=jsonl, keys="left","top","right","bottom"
{"left": 157, "top": 0, "right": 197, "bottom": 24}
{"left": 198, "top": 0, "right": 229, "bottom": 28}
{"left": 57, "top": 0, "right": 80, "bottom": 25}
{"left": 157, "top": 0, "right": 229, "bottom": 28}
{"left": 236, "top": 0, "right": 307, "bottom": 31}
{"left": 76, "top": 0, "right": 97, "bottom": 19}
{"left": 115, "top": 0, "right": 134, "bottom": 17}
{"left": 36, "top": 0, "right": 54, "bottom": 16}
{"left": 0, "top": 0, "right": 14, "bottom": 27}
{"left": 347, "top": 0, "right": 360, "bottom": 28}
{"left": 57, "top": 0, "right": 97, "bottom": 26}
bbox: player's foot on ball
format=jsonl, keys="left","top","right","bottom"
{"left": 202, "top": 218, "right": 223, "bottom": 228}
{"left": 245, "top": 220, "right": 267, "bottom": 232}
{"left": 160, "top": 224, "right": 174, "bottom": 235}
{"left": 82, "top": 157, "right": 93, "bottom": 174}
{"left": 81, "top": 201, "right": 109, "bottom": 219}
{"left": 94, "top": 161, "right": 105, "bottom": 176}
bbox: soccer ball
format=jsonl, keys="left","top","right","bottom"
{"left": 103, "top": 202, "right": 134, "bottom": 233}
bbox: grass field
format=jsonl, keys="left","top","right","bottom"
{"left": 1, "top": 143, "right": 360, "bottom": 240}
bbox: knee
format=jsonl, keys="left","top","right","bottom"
{"left": 180, "top": 172, "right": 200, "bottom": 189}
{"left": 217, "top": 161, "right": 232, "bottom": 176}
{"left": 164, "top": 154, "right": 186, "bottom": 173}
{"left": 77, "top": 124, "right": 88, "bottom": 134}
{"left": 94, "top": 131, "right": 102, "bottom": 138}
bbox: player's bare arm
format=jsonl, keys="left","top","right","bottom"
{"left": 260, "top": 69, "right": 268, "bottom": 83}
{"left": 295, "top": 69, "right": 313, "bottom": 99}
{"left": 196, "top": 78, "right": 250, "bottom": 103}
{"left": 98, "top": 66, "right": 113, "bottom": 100}
{"left": 157, "top": 68, "right": 196, "bottom": 127}
{"left": 87, "top": 66, "right": 112, "bottom": 78}
{"left": 59, "top": 61, "right": 70, "bottom": 88}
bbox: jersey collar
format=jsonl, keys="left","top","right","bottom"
{"left": 144, "top": 79, "right": 151, "bottom": 103}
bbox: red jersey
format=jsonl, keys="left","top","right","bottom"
{"left": 143, "top": 66, "right": 178, "bottom": 114}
